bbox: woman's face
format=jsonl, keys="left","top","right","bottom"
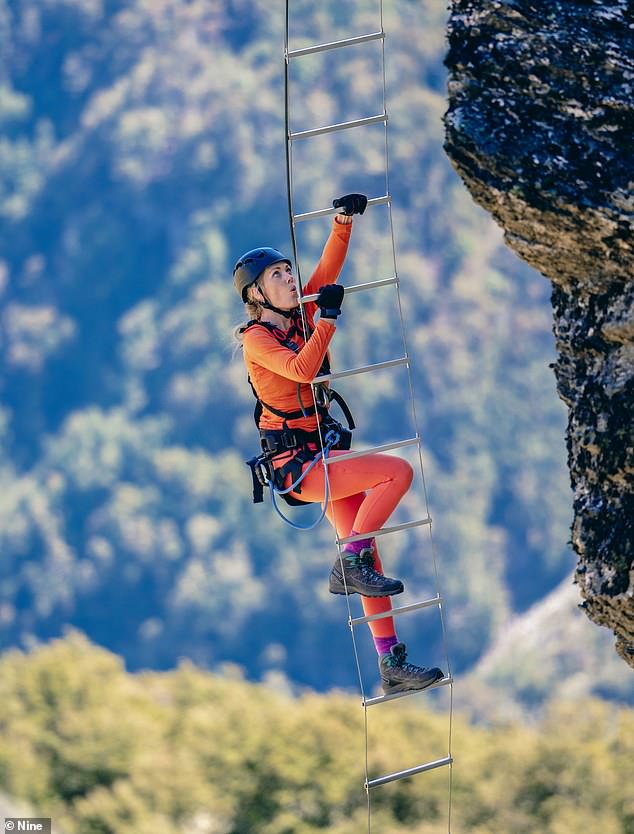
{"left": 257, "top": 261, "right": 298, "bottom": 310}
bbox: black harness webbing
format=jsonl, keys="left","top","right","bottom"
{"left": 243, "top": 315, "right": 355, "bottom": 432}
{"left": 242, "top": 314, "right": 355, "bottom": 507}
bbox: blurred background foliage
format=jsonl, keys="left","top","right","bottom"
{"left": 0, "top": 0, "right": 630, "bottom": 727}
{"left": 0, "top": 634, "right": 632, "bottom": 834}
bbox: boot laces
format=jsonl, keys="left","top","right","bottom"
{"left": 386, "top": 644, "right": 427, "bottom": 674}
{"left": 343, "top": 547, "right": 375, "bottom": 568}
{"left": 358, "top": 548, "right": 376, "bottom": 569}
{"left": 358, "top": 548, "right": 384, "bottom": 584}
{"left": 341, "top": 547, "right": 390, "bottom": 589}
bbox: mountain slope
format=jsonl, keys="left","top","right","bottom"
{"left": 460, "top": 575, "right": 633, "bottom": 723}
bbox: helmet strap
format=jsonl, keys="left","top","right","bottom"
{"left": 261, "top": 300, "right": 293, "bottom": 318}
{"left": 255, "top": 282, "right": 296, "bottom": 319}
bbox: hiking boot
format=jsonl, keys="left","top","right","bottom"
{"left": 379, "top": 642, "right": 444, "bottom": 694}
{"left": 329, "top": 547, "right": 404, "bottom": 598}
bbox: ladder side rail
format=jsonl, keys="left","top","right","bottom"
{"left": 285, "top": 9, "right": 373, "bottom": 824}
{"left": 285, "top": 7, "right": 454, "bottom": 830}
{"left": 376, "top": 16, "right": 454, "bottom": 826}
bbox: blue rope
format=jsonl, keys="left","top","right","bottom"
{"left": 269, "top": 431, "right": 338, "bottom": 530}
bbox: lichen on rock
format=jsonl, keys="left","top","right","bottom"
{"left": 443, "top": 0, "right": 633, "bottom": 667}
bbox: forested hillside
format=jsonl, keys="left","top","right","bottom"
{"left": 0, "top": 634, "right": 632, "bottom": 834}
{"left": 0, "top": 0, "right": 627, "bottom": 704}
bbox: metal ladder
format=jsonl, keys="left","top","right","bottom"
{"left": 283, "top": 3, "right": 453, "bottom": 831}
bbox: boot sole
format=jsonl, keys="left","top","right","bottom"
{"left": 381, "top": 669, "right": 445, "bottom": 695}
{"left": 329, "top": 583, "right": 404, "bottom": 598}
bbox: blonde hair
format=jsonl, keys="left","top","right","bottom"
{"left": 232, "top": 285, "right": 263, "bottom": 347}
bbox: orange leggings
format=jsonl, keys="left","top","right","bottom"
{"left": 285, "top": 452, "right": 414, "bottom": 638}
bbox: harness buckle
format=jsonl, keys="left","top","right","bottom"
{"left": 284, "top": 430, "right": 298, "bottom": 449}
{"left": 260, "top": 430, "right": 299, "bottom": 453}
{"left": 246, "top": 455, "right": 272, "bottom": 503}
{"left": 261, "top": 435, "right": 278, "bottom": 453}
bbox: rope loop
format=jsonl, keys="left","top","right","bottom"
{"left": 269, "top": 434, "right": 337, "bottom": 530}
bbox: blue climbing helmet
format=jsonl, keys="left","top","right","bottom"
{"left": 233, "top": 247, "right": 292, "bottom": 302}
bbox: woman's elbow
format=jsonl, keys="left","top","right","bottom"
{"left": 284, "top": 365, "right": 316, "bottom": 384}
{"left": 295, "top": 368, "right": 319, "bottom": 385}
{"left": 296, "top": 371, "right": 317, "bottom": 384}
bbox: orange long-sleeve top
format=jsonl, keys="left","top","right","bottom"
{"left": 242, "top": 217, "right": 352, "bottom": 434}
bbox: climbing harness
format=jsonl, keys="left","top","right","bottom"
{"left": 268, "top": 425, "right": 339, "bottom": 530}
{"left": 283, "top": 2, "right": 454, "bottom": 832}
{"left": 246, "top": 415, "right": 349, "bottom": 529}
{"left": 244, "top": 314, "right": 354, "bottom": 516}
{"left": 243, "top": 314, "right": 355, "bottom": 430}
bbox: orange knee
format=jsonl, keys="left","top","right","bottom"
{"left": 378, "top": 455, "right": 414, "bottom": 493}
{"left": 394, "top": 457, "right": 414, "bottom": 491}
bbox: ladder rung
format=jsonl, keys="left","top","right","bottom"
{"left": 350, "top": 595, "right": 442, "bottom": 627}
{"left": 294, "top": 195, "right": 390, "bottom": 223}
{"left": 324, "top": 436, "right": 420, "bottom": 466}
{"left": 363, "top": 676, "right": 453, "bottom": 707}
{"left": 338, "top": 516, "right": 431, "bottom": 545}
{"left": 290, "top": 113, "right": 387, "bottom": 141}
{"left": 288, "top": 31, "right": 385, "bottom": 58}
{"left": 314, "top": 356, "right": 407, "bottom": 384}
{"left": 366, "top": 756, "right": 452, "bottom": 790}
{"left": 301, "top": 275, "right": 397, "bottom": 304}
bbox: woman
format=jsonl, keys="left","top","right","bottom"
{"left": 234, "top": 193, "right": 444, "bottom": 694}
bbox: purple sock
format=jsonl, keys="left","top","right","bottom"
{"left": 374, "top": 635, "right": 399, "bottom": 657}
{"left": 342, "top": 529, "right": 374, "bottom": 555}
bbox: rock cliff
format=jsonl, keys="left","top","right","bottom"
{"left": 443, "top": 0, "right": 633, "bottom": 666}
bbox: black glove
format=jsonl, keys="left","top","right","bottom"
{"left": 316, "top": 284, "right": 345, "bottom": 319}
{"left": 332, "top": 193, "right": 368, "bottom": 216}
